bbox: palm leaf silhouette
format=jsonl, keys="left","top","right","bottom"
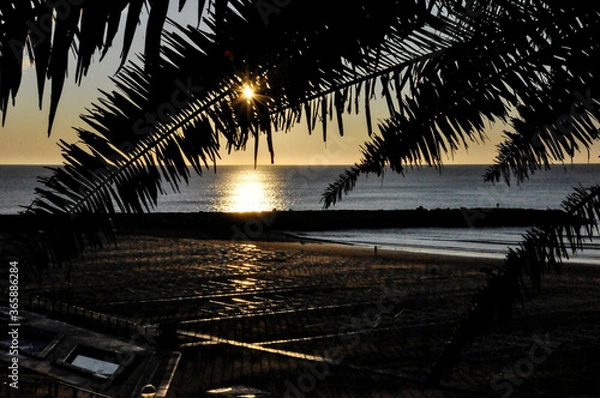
{"left": 322, "top": 1, "right": 600, "bottom": 207}
{"left": 0, "top": 0, "right": 209, "bottom": 133}
{"left": 25, "top": 0, "right": 465, "bottom": 219}
{"left": 2, "top": 0, "right": 599, "bottom": 387}
{"left": 429, "top": 184, "right": 600, "bottom": 383}
{"left": 7, "top": 0, "right": 457, "bottom": 268}
{"left": 316, "top": 2, "right": 600, "bottom": 382}
{"left": 316, "top": 7, "right": 600, "bottom": 379}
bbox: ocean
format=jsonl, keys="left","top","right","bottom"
{"left": 1, "top": 164, "right": 598, "bottom": 263}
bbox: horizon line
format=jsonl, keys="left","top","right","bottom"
{"left": 1, "top": 161, "right": 600, "bottom": 167}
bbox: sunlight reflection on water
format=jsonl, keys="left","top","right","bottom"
{"left": 221, "top": 169, "right": 284, "bottom": 212}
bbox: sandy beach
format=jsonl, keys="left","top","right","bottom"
{"left": 9, "top": 230, "right": 599, "bottom": 397}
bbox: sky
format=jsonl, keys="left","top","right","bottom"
{"left": 1, "top": 4, "right": 598, "bottom": 166}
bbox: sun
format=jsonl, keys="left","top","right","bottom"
{"left": 242, "top": 85, "right": 255, "bottom": 101}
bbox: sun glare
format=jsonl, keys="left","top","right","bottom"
{"left": 242, "top": 85, "right": 255, "bottom": 101}
{"left": 226, "top": 171, "right": 274, "bottom": 212}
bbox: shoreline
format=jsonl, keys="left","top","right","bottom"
{"left": 2, "top": 208, "right": 596, "bottom": 268}
{"left": 252, "top": 239, "right": 506, "bottom": 268}
{"left": 279, "top": 231, "right": 600, "bottom": 267}
{"left": 252, "top": 237, "right": 600, "bottom": 270}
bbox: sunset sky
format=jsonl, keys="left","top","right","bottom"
{"left": 1, "top": 4, "right": 598, "bottom": 166}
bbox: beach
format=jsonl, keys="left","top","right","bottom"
{"left": 1, "top": 1, "right": 598, "bottom": 396}
{"left": 9, "top": 228, "right": 600, "bottom": 397}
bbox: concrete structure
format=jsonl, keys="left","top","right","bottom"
{"left": 0, "top": 308, "right": 180, "bottom": 397}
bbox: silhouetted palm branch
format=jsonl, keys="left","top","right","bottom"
{"left": 25, "top": 0, "right": 465, "bottom": 214}
{"left": 429, "top": 184, "right": 600, "bottom": 383}
{"left": 309, "top": 1, "right": 600, "bottom": 384}
{"left": 9, "top": 0, "right": 466, "bottom": 268}
{"left": 2, "top": 0, "right": 599, "bottom": 387}
{"left": 0, "top": 0, "right": 209, "bottom": 133}
{"left": 322, "top": 1, "right": 600, "bottom": 207}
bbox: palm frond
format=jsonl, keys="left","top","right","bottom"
{"left": 3, "top": 1, "right": 598, "bottom": 387}
{"left": 485, "top": 69, "right": 600, "bottom": 185}
{"left": 0, "top": 0, "right": 213, "bottom": 132}
{"left": 483, "top": 3, "right": 600, "bottom": 184}
{"left": 322, "top": 1, "right": 600, "bottom": 207}
{"left": 429, "top": 184, "right": 600, "bottom": 383}
{"left": 13, "top": 0, "right": 464, "bottom": 270}
{"left": 26, "top": 0, "right": 467, "bottom": 215}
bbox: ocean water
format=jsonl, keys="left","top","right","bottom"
{"left": 1, "top": 164, "right": 598, "bottom": 262}
{"left": 2, "top": 164, "right": 598, "bottom": 213}
{"left": 296, "top": 227, "right": 600, "bottom": 265}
